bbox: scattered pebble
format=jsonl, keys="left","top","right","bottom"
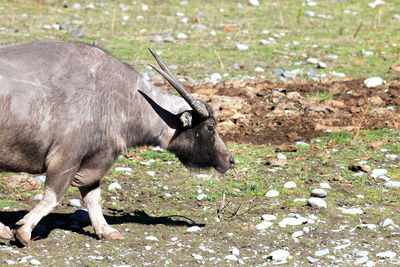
{"left": 319, "top": 182, "right": 331, "bottom": 189}
{"left": 146, "top": 171, "right": 156, "bottom": 176}
{"left": 176, "top": 33, "right": 188, "bottom": 40}
{"left": 33, "top": 194, "right": 43, "bottom": 200}
{"left": 108, "top": 182, "right": 122, "bottom": 191}
{"left": 69, "top": 199, "right": 81, "bottom": 208}
{"left": 371, "top": 169, "right": 387, "bottom": 178}
{"left": 192, "top": 254, "right": 203, "bottom": 260}
{"left": 187, "top": 226, "right": 201, "bottom": 232}
{"left": 29, "top": 259, "right": 41, "bottom": 265}
{"left": 115, "top": 167, "right": 132, "bottom": 172}
{"left": 196, "top": 194, "right": 207, "bottom": 201}
{"left": 145, "top": 236, "right": 159, "bottom": 241}
{"left": 236, "top": 43, "right": 249, "bottom": 50}
{"left": 354, "top": 257, "right": 369, "bottom": 265}
{"left": 364, "top": 77, "right": 384, "bottom": 88}
{"left": 193, "top": 174, "right": 212, "bottom": 179}
{"left": 307, "top": 58, "right": 319, "bottom": 64}
{"left": 307, "top": 197, "right": 327, "bottom": 208}
{"left": 311, "top": 189, "right": 328, "bottom": 198}
{"left": 376, "top": 251, "right": 396, "bottom": 258}
{"left": 266, "top": 249, "right": 291, "bottom": 263}
{"left": 262, "top": 214, "right": 277, "bottom": 221}
{"left": 385, "top": 154, "right": 398, "bottom": 160}
{"left": 254, "top": 66, "right": 264, "bottom": 72}
{"left": 248, "top": 0, "right": 260, "bottom": 6}
{"left": 284, "top": 181, "right": 297, "bottom": 189}
{"left": 279, "top": 217, "right": 306, "bottom": 227}
{"left": 337, "top": 207, "right": 363, "bottom": 215}
{"left": 315, "top": 248, "right": 329, "bottom": 257}
{"left": 384, "top": 181, "right": 400, "bottom": 188}
{"left": 35, "top": 175, "right": 46, "bottom": 183}
{"left": 224, "top": 254, "right": 238, "bottom": 261}
{"left": 331, "top": 71, "right": 346, "bottom": 78}
{"left": 256, "top": 221, "right": 273, "bottom": 231}
{"left": 317, "top": 61, "right": 327, "bottom": 68}
{"left": 265, "top": 190, "right": 279, "bottom": 197}
{"left": 292, "top": 231, "right": 303, "bottom": 238}
{"left": 325, "top": 54, "right": 338, "bottom": 60}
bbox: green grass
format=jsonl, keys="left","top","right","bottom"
{"left": 0, "top": 0, "right": 399, "bottom": 80}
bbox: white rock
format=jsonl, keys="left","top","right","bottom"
{"left": 35, "top": 175, "right": 46, "bottom": 183}
{"left": 284, "top": 181, "right": 297, "bottom": 189}
{"left": 236, "top": 43, "right": 249, "bottom": 50}
{"left": 145, "top": 245, "right": 152, "bottom": 250}
{"left": 292, "top": 231, "right": 303, "bottom": 238}
{"left": 33, "top": 194, "right": 43, "bottom": 201}
{"left": 108, "top": 182, "right": 122, "bottom": 191}
{"left": 315, "top": 248, "right": 329, "bottom": 257}
{"left": 85, "top": 3, "right": 94, "bottom": 9}
{"left": 29, "top": 259, "right": 41, "bottom": 265}
{"left": 193, "top": 174, "right": 212, "bottom": 179}
{"left": 5, "top": 260, "right": 16, "bottom": 265}
{"left": 294, "top": 198, "right": 307, "bottom": 203}
{"left": 265, "top": 190, "right": 279, "bottom": 197}
{"left": 230, "top": 246, "right": 240, "bottom": 256}
{"left": 177, "top": 33, "right": 188, "bottom": 39}
{"left": 385, "top": 154, "right": 398, "bottom": 160}
{"left": 262, "top": 214, "right": 277, "bottom": 221}
{"left": 267, "top": 249, "right": 291, "bottom": 263}
{"left": 357, "top": 194, "right": 365, "bottom": 199}
{"left": 371, "top": 169, "right": 387, "bottom": 178}
{"left": 325, "top": 54, "right": 338, "bottom": 60}
{"left": 69, "top": 199, "right": 81, "bottom": 208}
{"left": 196, "top": 194, "right": 207, "bottom": 201}
{"left": 192, "top": 254, "right": 203, "bottom": 260}
{"left": 364, "top": 77, "right": 384, "bottom": 88}
{"left": 307, "top": 197, "right": 327, "bottom": 208}
{"left": 356, "top": 250, "right": 369, "bottom": 257}
{"left": 279, "top": 217, "right": 305, "bottom": 227}
{"left": 145, "top": 236, "right": 159, "bottom": 241}
{"left": 115, "top": 167, "right": 132, "bottom": 172}
{"left": 365, "top": 261, "right": 375, "bottom": 267}
{"left": 72, "top": 2, "right": 81, "bottom": 9}
{"left": 141, "top": 4, "right": 149, "bottom": 11}
{"left": 187, "top": 226, "right": 201, "bottom": 232}
{"left": 276, "top": 153, "right": 287, "bottom": 160}
{"left": 254, "top": 67, "right": 264, "bottom": 72}
{"left": 256, "top": 221, "right": 273, "bottom": 231}
{"left": 305, "top": 11, "right": 315, "bottom": 17}
{"left": 354, "top": 257, "right": 369, "bottom": 265}
{"left": 209, "top": 73, "right": 222, "bottom": 84}
{"left": 307, "top": 58, "right": 319, "bottom": 64}
{"left": 248, "top": 0, "right": 260, "bottom": 6}
{"left": 317, "top": 61, "right": 327, "bottom": 68}
{"left": 376, "top": 251, "right": 396, "bottom": 258}
{"left": 384, "top": 181, "right": 400, "bottom": 188}
{"left": 337, "top": 207, "right": 363, "bottom": 215}
{"left": 146, "top": 171, "right": 156, "bottom": 176}
{"left": 224, "top": 255, "right": 238, "bottom": 261}
{"left": 380, "top": 218, "right": 394, "bottom": 227}
{"left": 311, "top": 189, "right": 328, "bottom": 198}
{"left": 319, "top": 182, "right": 331, "bottom": 189}
{"left": 295, "top": 141, "right": 309, "bottom": 146}
{"left": 331, "top": 71, "right": 346, "bottom": 77}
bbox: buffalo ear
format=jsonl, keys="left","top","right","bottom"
{"left": 180, "top": 111, "right": 192, "bottom": 128}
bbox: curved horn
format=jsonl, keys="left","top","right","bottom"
{"left": 148, "top": 48, "right": 209, "bottom": 118}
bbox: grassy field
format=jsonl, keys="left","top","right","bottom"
{"left": 0, "top": 0, "right": 399, "bottom": 80}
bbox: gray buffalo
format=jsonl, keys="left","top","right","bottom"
{"left": 0, "top": 40, "right": 234, "bottom": 246}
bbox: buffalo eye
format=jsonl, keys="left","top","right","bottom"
{"left": 207, "top": 125, "right": 215, "bottom": 132}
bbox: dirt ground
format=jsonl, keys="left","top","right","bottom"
{"left": 181, "top": 78, "right": 400, "bottom": 145}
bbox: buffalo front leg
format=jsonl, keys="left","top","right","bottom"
{"left": 79, "top": 183, "right": 123, "bottom": 240}
{"left": 0, "top": 222, "right": 13, "bottom": 240}
{"left": 14, "top": 155, "right": 79, "bottom": 246}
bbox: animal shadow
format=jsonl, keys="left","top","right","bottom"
{"left": 0, "top": 209, "right": 205, "bottom": 247}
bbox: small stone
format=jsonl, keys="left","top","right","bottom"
{"left": 69, "top": 199, "right": 81, "bottom": 208}
{"left": 85, "top": 3, "right": 94, "bottom": 9}
{"left": 33, "top": 194, "right": 43, "bottom": 200}
{"left": 192, "top": 254, "right": 203, "bottom": 260}
{"left": 256, "top": 221, "right": 273, "bottom": 231}
{"left": 292, "top": 231, "right": 303, "bottom": 238}
{"left": 364, "top": 77, "right": 384, "bottom": 88}
{"left": 305, "top": 11, "right": 315, "bottom": 17}
{"left": 376, "top": 251, "right": 396, "bottom": 258}
{"left": 224, "top": 255, "right": 238, "bottom": 261}
{"left": 307, "top": 256, "right": 318, "bottom": 263}
{"left": 248, "top": 0, "right": 260, "bottom": 6}
{"left": 307, "top": 197, "right": 327, "bottom": 208}
{"left": 356, "top": 250, "right": 369, "bottom": 257}
{"left": 35, "top": 175, "right": 46, "bottom": 183}
{"left": 187, "top": 226, "right": 201, "bottom": 232}
{"left": 317, "top": 61, "right": 327, "bottom": 68}
{"left": 315, "top": 248, "right": 329, "bottom": 257}
{"left": 276, "top": 153, "right": 287, "bottom": 160}
{"left": 380, "top": 218, "right": 394, "bottom": 227}
{"left": 307, "top": 58, "right": 319, "bottom": 64}
{"left": 146, "top": 171, "right": 156, "bottom": 176}
{"left": 72, "top": 2, "right": 81, "bottom": 9}
{"left": 108, "top": 182, "right": 122, "bottom": 191}
{"left": 196, "top": 194, "right": 207, "bottom": 201}
{"left": 5, "top": 260, "right": 16, "bottom": 265}
{"left": 337, "top": 207, "right": 363, "bottom": 215}
{"left": 145, "top": 236, "right": 159, "bottom": 241}
{"left": 254, "top": 66, "right": 264, "bottom": 72}
{"left": 331, "top": 71, "right": 346, "bottom": 78}
{"left": 230, "top": 246, "right": 240, "bottom": 256}
{"left": 177, "top": 33, "right": 188, "bottom": 40}
{"left": 266, "top": 249, "right": 291, "bottom": 263}
{"left": 384, "top": 181, "right": 400, "bottom": 188}
{"left": 193, "top": 174, "right": 212, "bottom": 179}
{"left": 294, "top": 198, "right": 307, "bottom": 203}
{"left": 272, "top": 68, "right": 284, "bottom": 76}
{"left": 325, "top": 54, "right": 338, "bottom": 60}
{"left": 236, "top": 43, "right": 249, "bottom": 50}
{"left": 29, "top": 259, "right": 41, "bottom": 265}
{"left": 209, "top": 73, "right": 222, "bottom": 84}
{"left": 371, "top": 169, "right": 388, "bottom": 178}
{"left": 295, "top": 141, "right": 309, "bottom": 146}
{"left": 265, "top": 190, "right": 279, "bottom": 197}
{"left": 311, "top": 189, "right": 328, "bottom": 198}
{"left": 262, "top": 214, "right": 277, "bottom": 221}
{"left": 144, "top": 245, "right": 152, "bottom": 250}
{"left": 284, "top": 181, "right": 297, "bottom": 189}
{"left": 306, "top": 68, "right": 316, "bottom": 78}
{"left": 385, "top": 154, "right": 398, "bottom": 160}
{"left": 279, "top": 217, "right": 305, "bottom": 227}
{"left": 354, "top": 257, "right": 369, "bottom": 265}
{"left": 319, "top": 182, "right": 331, "bottom": 189}
{"left": 365, "top": 261, "right": 375, "bottom": 267}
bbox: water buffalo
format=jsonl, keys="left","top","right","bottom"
{"left": 0, "top": 40, "right": 234, "bottom": 246}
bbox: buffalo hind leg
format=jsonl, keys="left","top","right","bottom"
{"left": 0, "top": 222, "right": 13, "bottom": 240}
{"left": 14, "top": 155, "right": 79, "bottom": 246}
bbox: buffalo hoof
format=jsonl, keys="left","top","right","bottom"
{"left": 0, "top": 224, "right": 13, "bottom": 240}
{"left": 101, "top": 229, "right": 124, "bottom": 240}
{"left": 14, "top": 228, "right": 31, "bottom": 247}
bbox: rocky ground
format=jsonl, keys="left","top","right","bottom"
{"left": 0, "top": 77, "right": 399, "bottom": 266}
